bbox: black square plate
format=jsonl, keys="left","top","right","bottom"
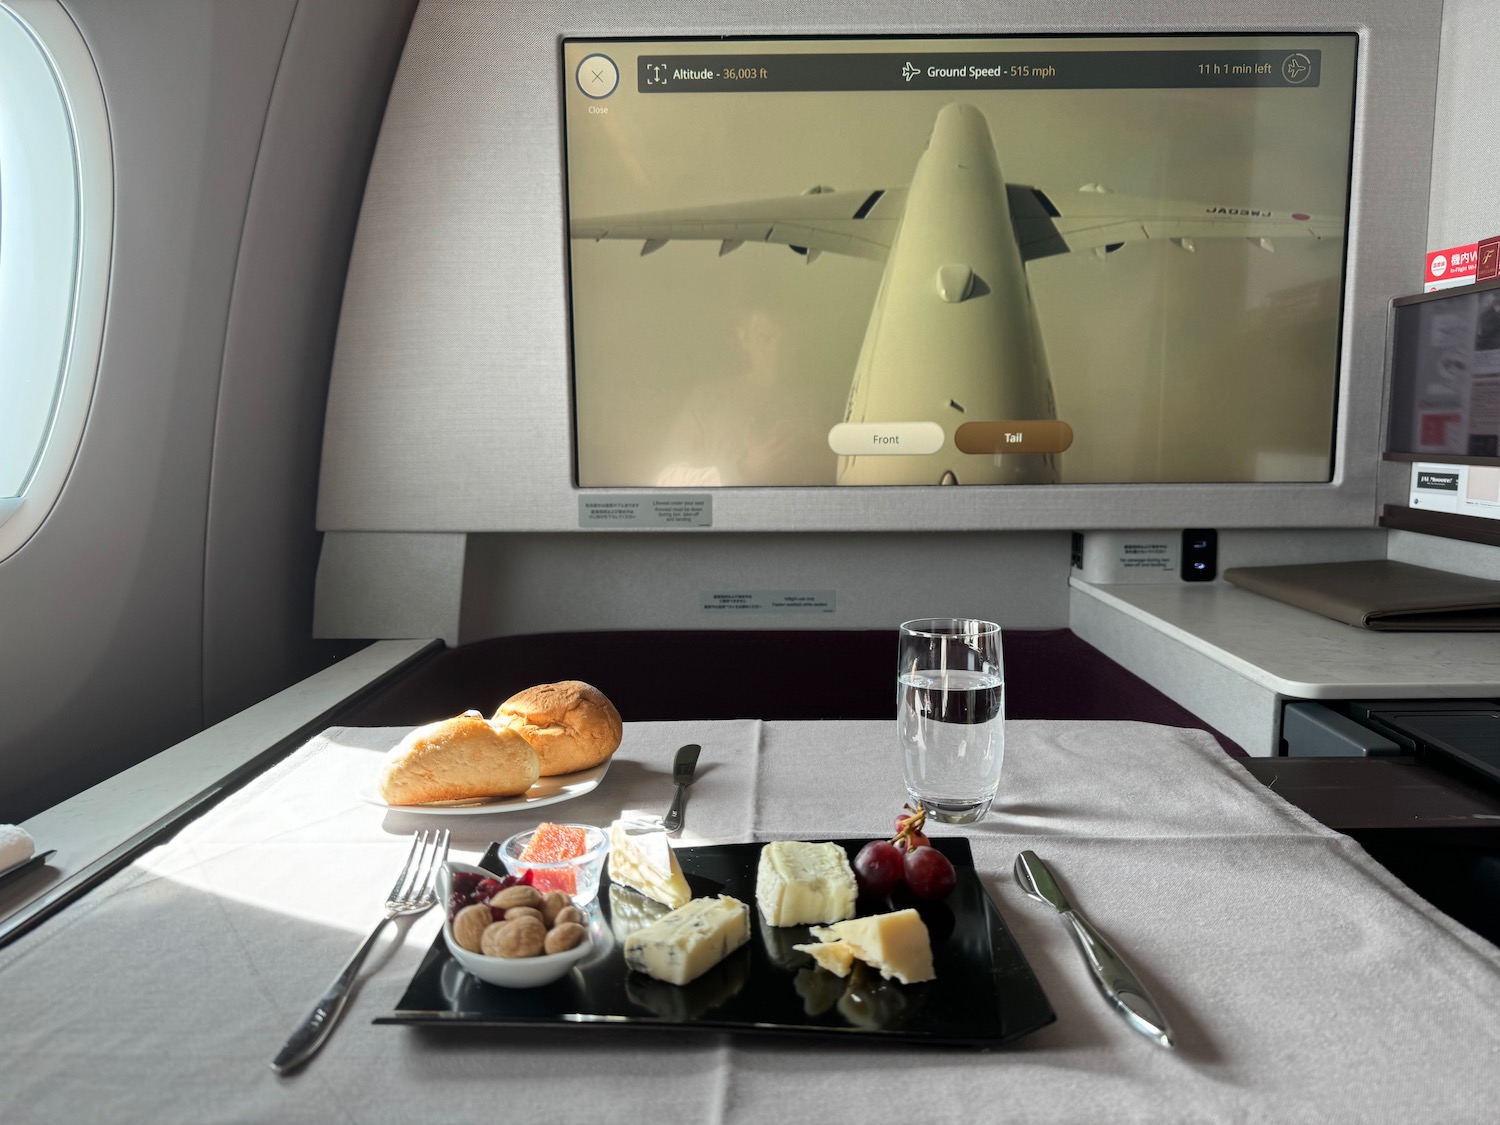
{"left": 377, "top": 836, "right": 1054, "bottom": 1047}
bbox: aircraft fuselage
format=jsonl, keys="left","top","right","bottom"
{"left": 838, "top": 103, "right": 1058, "bottom": 485}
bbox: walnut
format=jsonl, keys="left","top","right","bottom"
{"left": 492, "top": 885, "right": 544, "bottom": 911}
{"left": 541, "top": 890, "right": 572, "bottom": 925}
{"left": 482, "top": 916, "right": 547, "bottom": 958}
{"left": 453, "top": 903, "right": 494, "bottom": 953}
{"left": 544, "top": 921, "right": 587, "bottom": 954}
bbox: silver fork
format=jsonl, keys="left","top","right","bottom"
{"left": 271, "top": 828, "right": 449, "bottom": 1073}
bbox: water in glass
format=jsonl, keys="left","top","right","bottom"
{"left": 897, "top": 620, "right": 1004, "bottom": 824}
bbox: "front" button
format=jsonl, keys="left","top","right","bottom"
{"left": 827, "top": 422, "right": 945, "bottom": 455}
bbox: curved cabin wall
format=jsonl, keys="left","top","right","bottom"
{"left": 0, "top": 0, "right": 416, "bottom": 821}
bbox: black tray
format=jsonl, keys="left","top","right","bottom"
{"left": 377, "top": 836, "right": 1055, "bottom": 1047}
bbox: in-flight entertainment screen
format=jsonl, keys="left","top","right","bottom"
{"left": 562, "top": 35, "right": 1357, "bottom": 487}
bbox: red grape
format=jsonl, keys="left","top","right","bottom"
{"left": 903, "top": 846, "right": 956, "bottom": 900}
{"left": 892, "top": 808, "right": 931, "bottom": 852}
{"left": 854, "top": 840, "right": 904, "bottom": 897}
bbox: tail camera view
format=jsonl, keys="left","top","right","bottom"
{"left": 563, "top": 36, "right": 1356, "bottom": 487}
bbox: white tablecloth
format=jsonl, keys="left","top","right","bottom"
{"left": 2, "top": 719, "right": 1499, "bottom": 1123}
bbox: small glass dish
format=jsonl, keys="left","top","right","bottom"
{"left": 499, "top": 823, "right": 609, "bottom": 906}
{"left": 439, "top": 860, "right": 602, "bottom": 989}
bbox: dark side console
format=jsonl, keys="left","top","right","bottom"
{"left": 1249, "top": 698, "right": 1500, "bottom": 945}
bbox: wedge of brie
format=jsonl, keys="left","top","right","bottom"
{"left": 608, "top": 817, "right": 691, "bottom": 908}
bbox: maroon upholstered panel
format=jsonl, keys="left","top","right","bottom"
{"left": 336, "top": 629, "right": 1244, "bottom": 756}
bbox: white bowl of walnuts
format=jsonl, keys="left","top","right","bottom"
{"left": 440, "top": 860, "right": 602, "bottom": 988}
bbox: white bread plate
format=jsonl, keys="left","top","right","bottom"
{"left": 359, "top": 758, "right": 611, "bottom": 816}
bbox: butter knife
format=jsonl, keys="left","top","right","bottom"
{"left": 662, "top": 743, "right": 701, "bottom": 832}
{"left": 1014, "top": 850, "right": 1174, "bottom": 1049}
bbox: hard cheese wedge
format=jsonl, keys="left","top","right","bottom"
{"left": 796, "top": 940, "right": 857, "bottom": 977}
{"left": 623, "top": 894, "right": 751, "bottom": 986}
{"left": 798, "top": 908, "right": 936, "bottom": 984}
{"left": 608, "top": 818, "right": 691, "bottom": 909}
{"left": 755, "top": 840, "right": 858, "bottom": 926}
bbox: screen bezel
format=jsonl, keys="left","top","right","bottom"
{"left": 1386, "top": 275, "right": 1500, "bottom": 459}
{"left": 559, "top": 31, "right": 1359, "bottom": 494}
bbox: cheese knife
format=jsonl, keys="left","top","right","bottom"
{"left": 662, "top": 743, "right": 701, "bottom": 832}
{"left": 1014, "top": 849, "right": 1174, "bottom": 1049}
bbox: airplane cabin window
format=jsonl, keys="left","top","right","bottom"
{"left": 0, "top": 0, "right": 111, "bottom": 559}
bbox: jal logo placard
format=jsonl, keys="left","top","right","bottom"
{"left": 1426, "top": 243, "right": 1478, "bottom": 285}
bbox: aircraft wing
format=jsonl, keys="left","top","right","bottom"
{"left": 569, "top": 187, "right": 905, "bottom": 262}
{"left": 571, "top": 180, "right": 1342, "bottom": 265}
{"left": 1023, "top": 186, "right": 1345, "bottom": 258}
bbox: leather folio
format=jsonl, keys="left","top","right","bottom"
{"left": 1223, "top": 559, "right": 1500, "bottom": 631}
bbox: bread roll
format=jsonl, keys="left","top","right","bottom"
{"left": 494, "top": 681, "right": 622, "bottom": 776}
{"left": 378, "top": 712, "right": 539, "bottom": 805}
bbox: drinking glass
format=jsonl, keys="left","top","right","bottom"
{"left": 897, "top": 618, "right": 1005, "bottom": 824}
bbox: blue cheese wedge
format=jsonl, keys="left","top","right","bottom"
{"left": 755, "top": 840, "right": 858, "bottom": 926}
{"left": 797, "top": 908, "right": 936, "bottom": 984}
{"left": 623, "top": 894, "right": 751, "bottom": 985}
{"left": 608, "top": 817, "right": 691, "bottom": 909}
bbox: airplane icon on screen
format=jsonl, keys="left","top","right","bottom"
{"left": 1282, "top": 53, "right": 1311, "bottom": 83}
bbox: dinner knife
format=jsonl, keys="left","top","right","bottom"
{"left": 1013, "top": 850, "right": 1174, "bottom": 1049}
